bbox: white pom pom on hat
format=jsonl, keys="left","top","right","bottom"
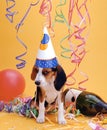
{"left": 35, "top": 27, "right": 58, "bottom": 68}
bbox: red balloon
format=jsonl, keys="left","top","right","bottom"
{"left": 0, "top": 69, "right": 25, "bottom": 102}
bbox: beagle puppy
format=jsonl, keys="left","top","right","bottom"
{"left": 31, "top": 65, "right": 67, "bottom": 124}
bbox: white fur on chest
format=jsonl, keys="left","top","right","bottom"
{"left": 45, "top": 83, "right": 59, "bottom": 104}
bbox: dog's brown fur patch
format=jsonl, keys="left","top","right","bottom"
{"left": 31, "top": 66, "right": 38, "bottom": 80}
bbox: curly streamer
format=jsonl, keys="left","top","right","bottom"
{"left": 54, "top": 0, "right": 71, "bottom": 30}
{"left": 76, "top": 0, "right": 91, "bottom": 24}
{"left": 39, "top": 0, "right": 54, "bottom": 36}
{"left": 5, "top": 0, "right": 17, "bottom": 23}
{"left": 59, "top": 34, "right": 71, "bottom": 59}
{"left": 54, "top": 0, "right": 90, "bottom": 87}
{"left": 70, "top": 25, "right": 88, "bottom": 90}
{"left": 65, "top": 66, "right": 76, "bottom": 86}
{"left": 53, "top": 0, "right": 76, "bottom": 86}
{"left": 15, "top": 0, "right": 40, "bottom": 69}
{"left": 54, "top": 0, "right": 66, "bottom": 23}
{"left": 5, "top": 0, "right": 40, "bottom": 69}
{"left": 67, "top": 0, "right": 90, "bottom": 89}
{"left": 54, "top": 0, "right": 72, "bottom": 59}
{"left": 68, "top": 0, "right": 75, "bottom": 31}
{"left": 16, "top": 0, "right": 40, "bottom": 32}
{"left": 16, "top": 36, "right": 27, "bottom": 69}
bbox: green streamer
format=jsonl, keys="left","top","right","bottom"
{"left": 53, "top": 0, "right": 72, "bottom": 59}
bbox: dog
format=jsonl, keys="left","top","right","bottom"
{"left": 30, "top": 65, "right": 67, "bottom": 124}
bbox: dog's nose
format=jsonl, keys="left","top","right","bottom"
{"left": 35, "top": 81, "right": 41, "bottom": 85}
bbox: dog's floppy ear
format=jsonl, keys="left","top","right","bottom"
{"left": 54, "top": 65, "right": 66, "bottom": 91}
{"left": 31, "top": 66, "right": 38, "bottom": 80}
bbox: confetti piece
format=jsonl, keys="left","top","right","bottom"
{"left": 45, "top": 116, "right": 55, "bottom": 125}
{"left": 88, "top": 121, "right": 106, "bottom": 130}
{"left": 0, "top": 101, "right": 4, "bottom": 111}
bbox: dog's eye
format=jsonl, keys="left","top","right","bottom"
{"left": 42, "top": 71, "right": 49, "bottom": 75}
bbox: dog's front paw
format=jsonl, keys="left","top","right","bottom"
{"left": 58, "top": 118, "right": 66, "bottom": 125}
{"left": 36, "top": 116, "right": 45, "bottom": 123}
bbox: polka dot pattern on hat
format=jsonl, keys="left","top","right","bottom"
{"left": 35, "top": 57, "right": 58, "bottom": 68}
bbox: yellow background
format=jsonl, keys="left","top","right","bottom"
{"left": 0, "top": 0, "right": 107, "bottom": 129}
